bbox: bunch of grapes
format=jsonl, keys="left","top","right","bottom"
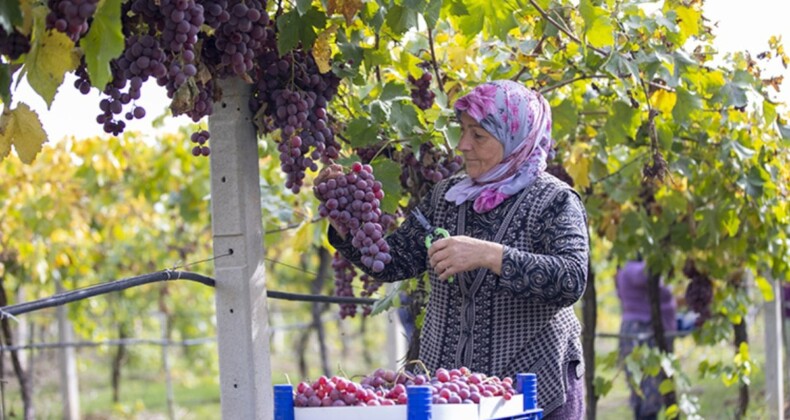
{"left": 314, "top": 163, "right": 391, "bottom": 273}
{"left": 331, "top": 253, "right": 358, "bottom": 319}
{"left": 197, "top": 0, "right": 230, "bottom": 28}
{"left": 400, "top": 143, "right": 463, "bottom": 187}
{"left": 683, "top": 259, "right": 714, "bottom": 326}
{"left": 251, "top": 48, "right": 341, "bottom": 193}
{"left": 408, "top": 69, "right": 435, "bottom": 110}
{"left": 0, "top": 27, "right": 30, "bottom": 60}
{"left": 46, "top": 0, "right": 99, "bottom": 41}
{"left": 545, "top": 163, "right": 574, "bottom": 187}
{"left": 210, "top": 0, "right": 269, "bottom": 77}
{"left": 293, "top": 366, "right": 517, "bottom": 407}
{"left": 190, "top": 130, "right": 211, "bottom": 156}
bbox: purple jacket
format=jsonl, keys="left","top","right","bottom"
{"left": 616, "top": 261, "right": 677, "bottom": 331}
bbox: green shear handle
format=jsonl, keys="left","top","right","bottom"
{"left": 411, "top": 208, "right": 454, "bottom": 283}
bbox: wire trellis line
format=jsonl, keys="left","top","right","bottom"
{"left": 0, "top": 270, "right": 379, "bottom": 318}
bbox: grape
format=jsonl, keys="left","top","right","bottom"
{"left": 408, "top": 69, "right": 436, "bottom": 110}
{"left": 315, "top": 164, "right": 392, "bottom": 273}
{"left": 0, "top": 27, "right": 31, "bottom": 60}
{"left": 683, "top": 259, "right": 714, "bottom": 326}
{"left": 331, "top": 253, "right": 358, "bottom": 319}
{"left": 291, "top": 366, "right": 516, "bottom": 407}
{"left": 545, "top": 163, "right": 574, "bottom": 187}
{"left": 46, "top": 0, "right": 99, "bottom": 41}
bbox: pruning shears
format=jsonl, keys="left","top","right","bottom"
{"left": 411, "top": 208, "right": 453, "bottom": 282}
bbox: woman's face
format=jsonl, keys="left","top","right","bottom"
{"left": 457, "top": 112, "right": 504, "bottom": 180}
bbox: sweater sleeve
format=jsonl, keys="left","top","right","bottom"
{"left": 328, "top": 183, "right": 441, "bottom": 282}
{"left": 497, "top": 189, "right": 589, "bottom": 307}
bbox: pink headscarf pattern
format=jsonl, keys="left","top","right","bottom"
{"left": 446, "top": 80, "right": 554, "bottom": 213}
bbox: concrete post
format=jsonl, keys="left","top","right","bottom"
{"left": 209, "top": 78, "right": 273, "bottom": 420}
{"left": 56, "top": 280, "right": 80, "bottom": 420}
{"left": 764, "top": 275, "right": 784, "bottom": 420}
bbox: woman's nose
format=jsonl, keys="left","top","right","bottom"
{"left": 457, "top": 133, "right": 472, "bottom": 151}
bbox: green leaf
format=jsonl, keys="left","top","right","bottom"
{"left": 82, "top": 0, "right": 124, "bottom": 91}
{"left": 371, "top": 157, "right": 402, "bottom": 214}
{"left": 390, "top": 101, "right": 422, "bottom": 138}
{"left": 276, "top": 8, "right": 327, "bottom": 54}
{"left": 552, "top": 99, "right": 578, "bottom": 139}
{"left": 385, "top": 4, "right": 418, "bottom": 35}
{"left": 424, "top": 0, "right": 442, "bottom": 29}
{"left": 296, "top": 0, "right": 312, "bottom": 15}
{"left": 603, "top": 101, "right": 640, "bottom": 145}
{"left": 579, "top": 0, "right": 614, "bottom": 48}
{"left": 0, "top": 0, "right": 22, "bottom": 33}
{"left": 777, "top": 119, "right": 790, "bottom": 142}
{"left": 0, "top": 103, "right": 48, "bottom": 164}
{"left": 672, "top": 87, "right": 702, "bottom": 126}
{"left": 658, "top": 379, "right": 675, "bottom": 395}
{"left": 380, "top": 81, "right": 408, "bottom": 101}
{"left": 458, "top": 0, "right": 516, "bottom": 40}
{"left": 24, "top": 10, "right": 79, "bottom": 108}
{"left": 729, "top": 140, "right": 755, "bottom": 160}
{"left": 722, "top": 209, "right": 740, "bottom": 237}
{"left": 345, "top": 117, "right": 380, "bottom": 148}
{"left": 593, "top": 376, "right": 614, "bottom": 397}
{"left": 754, "top": 275, "right": 775, "bottom": 301}
{"left": 0, "top": 64, "right": 10, "bottom": 104}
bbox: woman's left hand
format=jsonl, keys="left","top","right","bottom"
{"left": 428, "top": 236, "right": 503, "bottom": 281}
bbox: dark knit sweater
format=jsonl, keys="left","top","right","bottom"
{"left": 330, "top": 172, "right": 589, "bottom": 415}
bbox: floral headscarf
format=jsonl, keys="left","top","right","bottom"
{"left": 445, "top": 80, "right": 554, "bottom": 213}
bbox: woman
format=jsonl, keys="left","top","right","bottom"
{"left": 616, "top": 259, "right": 677, "bottom": 420}
{"left": 317, "top": 80, "right": 588, "bottom": 417}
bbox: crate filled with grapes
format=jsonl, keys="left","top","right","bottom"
{"left": 274, "top": 366, "right": 543, "bottom": 420}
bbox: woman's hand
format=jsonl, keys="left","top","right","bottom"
{"left": 427, "top": 236, "right": 503, "bottom": 281}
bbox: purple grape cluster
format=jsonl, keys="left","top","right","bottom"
{"left": 251, "top": 48, "right": 341, "bottom": 193}
{"left": 190, "top": 130, "right": 211, "bottom": 156}
{"left": 315, "top": 163, "right": 391, "bottom": 273}
{"left": 212, "top": 0, "right": 269, "bottom": 77}
{"left": 46, "top": 0, "right": 98, "bottom": 41}
{"left": 546, "top": 163, "right": 574, "bottom": 187}
{"left": 408, "top": 71, "right": 435, "bottom": 110}
{"left": 331, "top": 253, "right": 358, "bottom": 318}
{"left": 293, "top": 366, "right": 516, "bottom": 407}
{"left": 683, "top": 259, "right": 714, "bottom": 326}
{"left": 401, "top": 143, "right": 463, "bottom": 187}
{"left": 197, "top": 0, "right": 230, "bottom": 28}
{"left": 0, "top": 27, "right": 30, "bottom": 60}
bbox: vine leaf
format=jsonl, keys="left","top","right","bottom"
{"left": 23, "top": 6, "right": 78, "bottom": 108}
{"left": 0, "top": 103, "right": 48, "bottom": 163}
{"left": 276, "top": 8, "right": 327, "bottom": 55}
{"left": 312, "top": 25, "right": 336, "bottom": 74}
{"left": 579, "top": 0, "right": 614, "bottom": 49}
{"left": 82, "top": 0, "right": 124, "bottom": 91}
{"left": 566, "top": 142, "right": 591, "bottom": 189}
{"left": 0, "top": 0, "right": 22, "bottom": 33}
{"left": 327, "top": 0, "right": 363, "bottom": 25}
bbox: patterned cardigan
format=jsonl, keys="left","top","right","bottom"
{"left": 329, "top": 172, "right": 589, "bottom": 415}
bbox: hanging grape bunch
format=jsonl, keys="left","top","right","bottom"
{"left": 400, "top": 143, "right": 463, "bottom": 188}
{"left": 190, "top": 130, "right": 211, "bottom": 156}
{"left": 0, "top": 26, "right": 30, "bottom": 60}
{"left": 683, "top": 259, "right": 714, "bottom": 326}
{"left": 46, "top": 0, "right": 99, "bottom": 41}
{"left": 408, "top": 63, "right": 436, "bottom": 110}
{"left": 332, "top": 253, "right": 359, "bottom": 319}
{"left": 314, "top": 163, "right": 392, "bottom": 273}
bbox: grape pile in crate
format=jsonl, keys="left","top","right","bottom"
{"left": 294, "top": 366, "right": 516, "bottom": 407}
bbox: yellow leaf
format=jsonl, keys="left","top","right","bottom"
{"left": 327, "top": 0, "right": 363, "bottom": 25}
{"left": 25, "top": 7, "right": 79, "bottom": 107}
{"left": 313, "top": 25, "right": 335, "bottom": 74}
{"left": 566, "top": 142, "right": 591, "bottom": 189}
{"left": 675, "top": 6, "right": 701, "bottom": 40}
{"left": 649, "top": 90, "right": 677, "bottom": 115}
{"left": 0, "top": 103, "right": 48, "bottom": 163}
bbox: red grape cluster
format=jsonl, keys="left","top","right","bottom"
{"left": 401, "top": 143, "right": 463, "bottom": 187}
{"left": 197, "top": 0, "right": 230, "bottom": 29}
{"left": 331, "top": 253, "right": 358, "bottom": 318}
{"left": 408, "top": 70, "right": 435, "bottom": 110}
{"left": 190, "top": 130, "right": 211, "bottom": 156}
{"left": 213, "top": 0, "right": 270, "bottom": 77}
{"left": 251, "top": 48, "right": 341, "bottom": 193}
{"left": 683, "top": 259, "right": 714, "bottom": 326}
{"left": 293, "top": 366, "right": 516, "bottom": 407}
{"left": 315, "top": 163, "right": 391, "bottom": 273}
{"left": 0, "top": 27, "right": 30, "bottom": 60}
{"left": 46, "top": 0, "right": 98, "bottom": 41}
